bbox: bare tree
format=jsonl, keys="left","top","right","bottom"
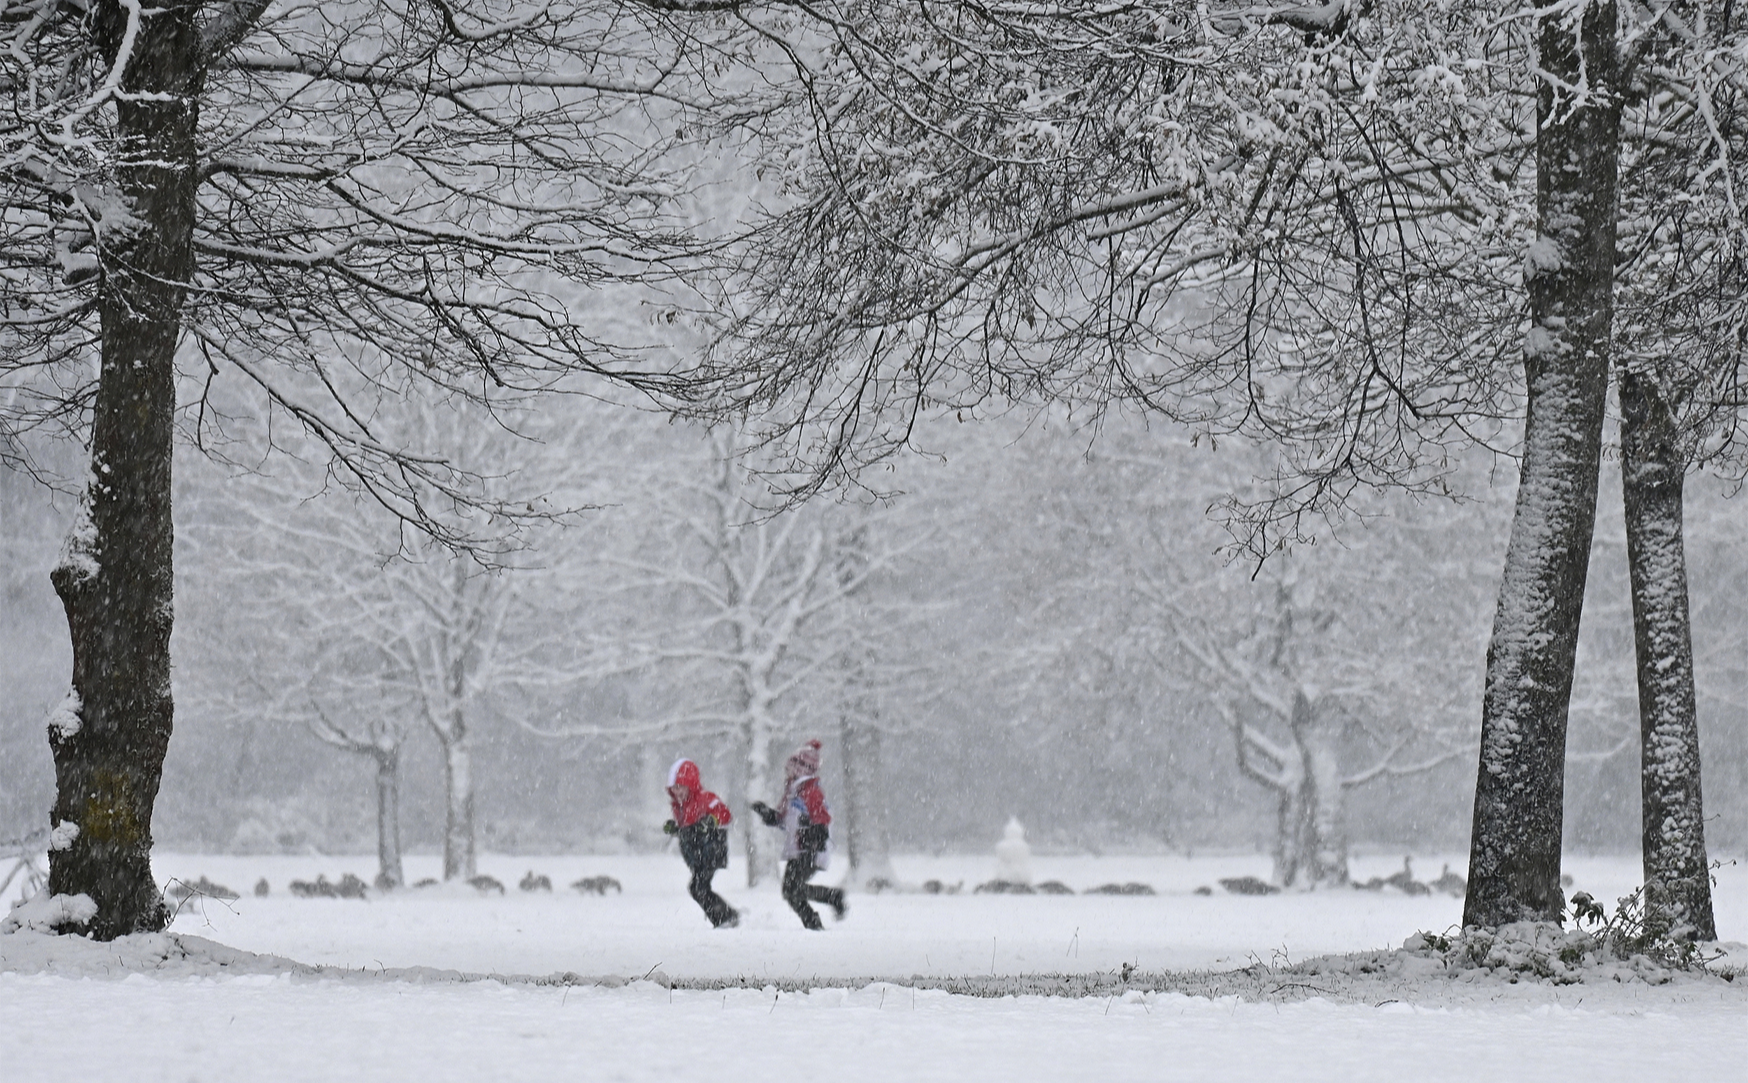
{"left": 178, "top": 394, "right": 612, "bottom": 882}
{"left": 929, "top": 420, "right": 1493, "bottom": 876}
{"left": 1156, "top": 480, "right": 1490, "bottom": 888}
{"left": 534, "top": 427, "right": 922, "bottom": 885}
{"left": 309, "top": 702, "right": 410, "bottom": 890}
{"left": 1, "top": 0, "right": 753, "bottom": 934}
{"left": 1596, "top": 0, "right": 1748, "bottom": 940}
{"left": 699, "top": 0, "right": 1529, "bottom": 524}
{"left": 1474, "top": 0, "right": 1747, "bottom": 931}
{"left": 701, "top": 0, "right": 1736, "bottom": 927}
{"left": 1457, "top": 0, "right": 1624, "bottom": 929}
{"left": 175, "top": 439, "right": 425, "bottom": 880}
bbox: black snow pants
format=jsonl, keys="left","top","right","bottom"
{"left": 780, "top": 853, "right": 844, "bottom": 930}
{"left": 688, "top": 865, "right": 737, "bottom": 928}
{"left": 677, "top": 820, "right": 736, "bottom": 927}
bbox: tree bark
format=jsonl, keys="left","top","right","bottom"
{"left": 45, "top": 0, "right": 205, "bottom": 940}
{"left": 441, "top": 725, "right": 475, "bottom": 881}
{"left": 1464, "top": 1, "right": 1621, "bottom": 929}
{"left": 742, "top": 722, "right": 773, "bottom": 887}
{"left": 1292, "top": 693, "right": 1349, "bottom": 887}
{"left": 1230, "top": 711, "right": 1309, "bottom": 886}
{"left": 1619, "top": 370, "right": 1715, "bottom": 940}
{"left": 1271, "top": 786, "right": 1307, "bottom": 887}
{"left": 374, "top": 746, "right": 404, "bottom": 890}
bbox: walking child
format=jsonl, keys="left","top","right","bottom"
{"left": 663, "top": 758, "right": 739, "bottom": 928}
{"left": 752, "top": 739, "right": 846, "bottom": 930}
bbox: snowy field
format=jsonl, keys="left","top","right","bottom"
{"left": 138, "top": 850, "right": 1748, "bottom": 979}
{"left": 4, "top": 851, "right": 1746, "bottom": 1082}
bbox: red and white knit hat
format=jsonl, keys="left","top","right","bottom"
{"left": 786, "top": 738, "right": 822, "bottom": 780}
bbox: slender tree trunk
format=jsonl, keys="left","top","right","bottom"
{"left": 1619, "top": 371, "right": 1715, "bottom": 940}
{"left": 1465, "top": 1, "right": 1621, "bottom": 928}
{"left": 374, "top": 746, "right": 404, "bottom": 890}
{"left": 441, "top": 725, "right": 475, "bottom": 880}
{"left": 742, "top": 721, "right": 773, "bottom": 887}
{"left": 45, "top": 0, "right": 204, "bottom": 940}
{"left": 839, "top": 712, "right": 895, "bottom": 889}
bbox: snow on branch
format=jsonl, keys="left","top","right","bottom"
{"left": 1217, "top": 698, "right": 1299, "bottom": 792}
{"left": 1259, "top": 0, "right": 1363, "bottom": 37}
{"left": 1339, "top": 734, "right": 1465, "bottom": 788}
{"left": 198, "top": 0, "right": 273, "bottom": 63}
{"left": 687, "top": 0, "right": 1538, "bottom": 547}
{"left": 426, "top": 0, "right": 555, "bottom": 42}
{"left": 223, "top": 50, "right": 683, "bottom": 101}
{"left": 5, "top": 0, "right": 774, "bottom": 515}
{"left": 195, "top": 330, "right": 564, "bottom": 559}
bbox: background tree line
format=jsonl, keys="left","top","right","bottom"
{"left": 7, "top": 409, "right": 1748, "bottom": 887}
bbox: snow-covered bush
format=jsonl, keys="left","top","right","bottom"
{"left": 1402, "top": 882, "right": 1727, "bottom": 984}
{"left": 1567, "top": 882, "right": 1707, "bottom": 971}
{"left": 1403, "top": 923, "right": 1612, "bottom": 984}
{"left": 2, "top": 890, "right": 97, "bottom": 935}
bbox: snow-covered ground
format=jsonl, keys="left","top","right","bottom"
{"left": 3, "top": 851, "right": 1745, "bottom": 1082}
{"left": 110, "top": 849, "right": 1745, "bottom": 979}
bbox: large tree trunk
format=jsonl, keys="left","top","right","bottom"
{"left": 1619, "top": 371, "right": 1715, "bottom": 940}
{"left": 839, "top": 712, "right": 895, "bottom": 889}
{"left": 45, "top": 0, "right": 204, "bottom": 940}
{"left": 374, "top": 746, "right": 404, "bottom": 890}
{"left": 1464, "top": 1, "right": 1621, "bottom": 929}
{"left": 440, "top": 726, "right": 475, "bottom": 880}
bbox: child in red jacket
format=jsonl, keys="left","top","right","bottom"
{"left": 664, "top": 758, "right": 739, "bottom": 928}
{"left": 752, "top": 739, "right": 846, "bottom": 930}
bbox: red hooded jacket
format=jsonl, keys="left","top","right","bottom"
{"left": 667, "top": 759, "right": 733, "bottom": 829}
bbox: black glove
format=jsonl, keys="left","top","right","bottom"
{"left": 662, "top": 819, "right": 678, "bottom": 835}
{"left": 751, "top": 801, "right": 781, "bottom": 827}
{"left": 799, "top": 823, "right": 829, "bottom": 851}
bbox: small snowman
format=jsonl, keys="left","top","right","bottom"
{"left": 994, "top": 816, "right": 1032, "bottom": 885}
